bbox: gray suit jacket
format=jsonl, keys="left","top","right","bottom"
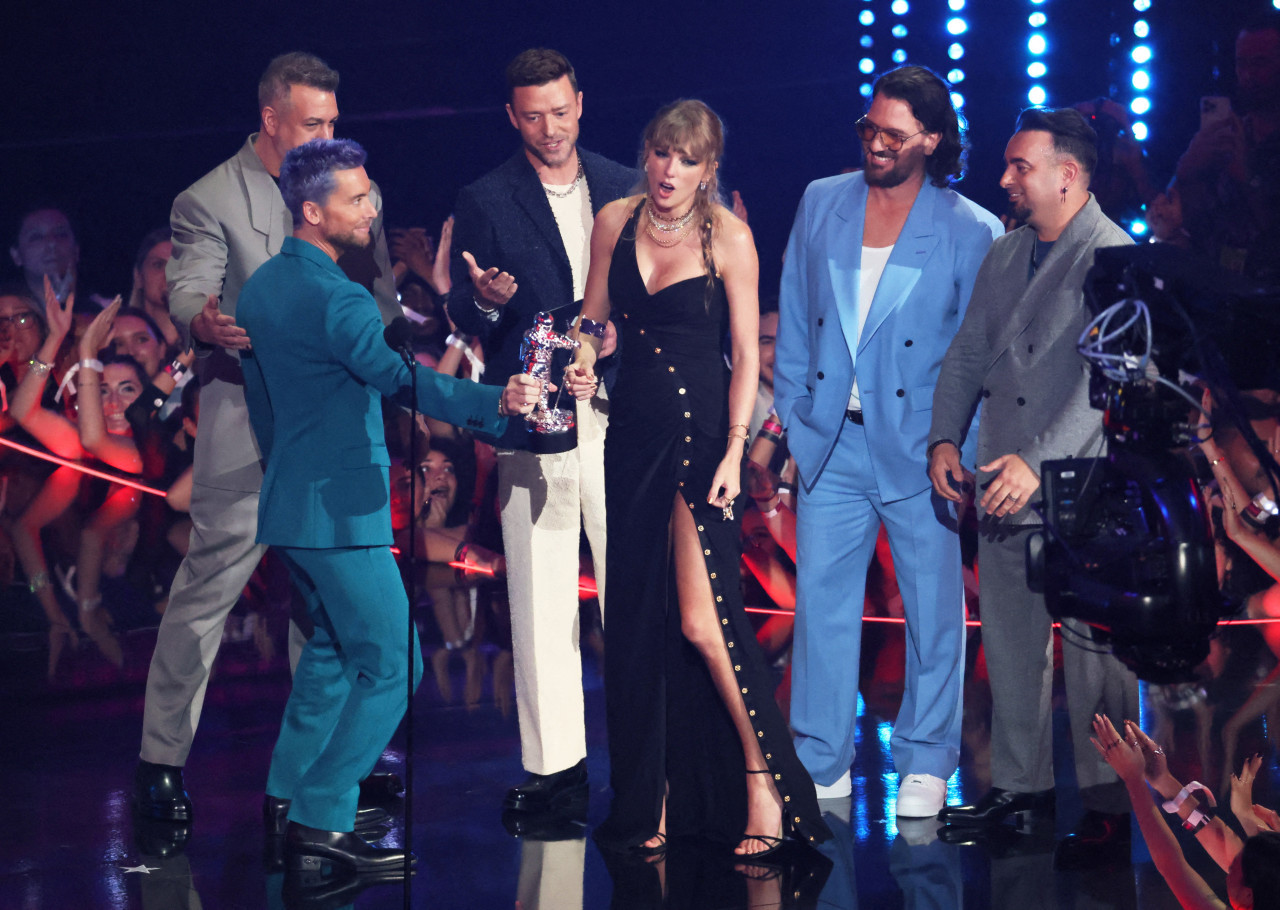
{"left": 929, "top": 195, "right": 1133, "bottom": 525}
{"left": 167, "top": 134, "right": 399, "bottom": 492}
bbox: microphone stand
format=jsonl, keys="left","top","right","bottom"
{"left": 402, "top": 344, "right": 418, "bottom": 907}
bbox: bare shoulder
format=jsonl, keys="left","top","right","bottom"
{"left": 598, "top": 195, "right": 643, "bottom": 229}
{"left": 712, "top": 205, "right": 757, "bottom": 263}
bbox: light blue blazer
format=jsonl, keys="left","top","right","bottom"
{"left": 775, "top": 172, "right": 1000, "bottom": 502}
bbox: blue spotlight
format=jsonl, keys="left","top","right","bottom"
{"left": 947, "top": 68, "right": 965, "bottom": 83}
{"left": 949, "top": 0, "right": 965, "bottom": 8}
{"left": 859, "top": 57, "right": 876, "bottom": 74}
{"left": 1130, "top": 220, "right": 1149, "bottom": 236}
{"left": 861, "top": 35, "right": 874, "bottom": 47}
{"left": 948, "top": 43, "right": 965, "bottom": 59}
{"left": 1132, "top": 70, "right": 1150, "bottom": 90}
{"left": 893, "top": 49, "right": 908, "bottom": 63}
{"left": 1027, "top": 61, "right": 1047, "bottom": 78}
{"left": 860, "top": 10, "right": 875, "bottom": 25}
{"left": 947, "top": 18, "right": 968, "bottom": 35}
{"left": 1029, "top": 85, "right": 1047, "bottom": 105}
{"left": 1029, "top": 12, "right": 1047, "bottom": 26}
{"left": 1028, "top": 33, "right": 1047, "bottom": 54}
{"left": 951, "top": 92, "right": 965, "bottom": 109}
{"left": 1131, "top": 97, "right": 1151, "bottom": 114}
{"left": 1133, "top": 0, "right": 1151, "bottom": 9}
{"left": 891, "top": 0, "right": 909, "bottom": 14}
{"left": 860, "top": 84, "right": 874, "bottom": 98}
{"left": 1132, "top": 121, "right": 1149, "bottom": 141}
{"left": 1132, "top": 44, "right": 1152, "bottom": 63}
{"left": 892, "top": 24, "right": 908, "bottom": 38}
{"left": 1134, "top": 19, "right": 1149, "bottom": 38}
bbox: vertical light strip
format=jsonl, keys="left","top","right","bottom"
{"left": 1027, "top": 0, "right": 1049, "bottom": 106}
{"left": 1127, "top": 0, "right": 1154, "bottom": 236}
{"left": 945, "top": 0, "right": 967, "bottom": 108}
{"left": 859, "top": 0, "right": 877, "bottom": 98}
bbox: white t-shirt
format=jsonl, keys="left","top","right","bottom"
{"left": 542, "top": 178, "right": 594, "bottom": 303}
{"left": 849, "top": 244, "right": 894, "bottom": 410}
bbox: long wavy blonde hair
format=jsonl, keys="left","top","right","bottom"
{"left": 638, "top": 99, "right": 726, "bottom": 309}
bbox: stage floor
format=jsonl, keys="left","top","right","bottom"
{"left": 0, "top": 617, "right": 1266, "bottom": 909}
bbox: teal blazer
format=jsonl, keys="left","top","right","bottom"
{"left": 239, "top": 236, "right": 505, "bottom": 548}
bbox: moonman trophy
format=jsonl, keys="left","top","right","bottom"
{"left": 520, "top": 311, "right": 580, "bottom": 454}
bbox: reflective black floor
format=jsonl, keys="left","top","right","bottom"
{"left": 1, "top": 615, "right": 1273, "bottom": 909}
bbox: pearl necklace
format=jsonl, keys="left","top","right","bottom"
{"left": 543, "top": 160, "right": 584, "bottom": 198}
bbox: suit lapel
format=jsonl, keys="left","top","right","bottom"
{"left": 239, "top": 137, "right": 289, "bottom": 256}
{"left": 828, "top": 179, "right": 867, "bottom": 359}
{"left": 858, "top": 183, "right": 937, "bottom": 353}
{"left": 509, "top": 157, "right": 571, "bottom": 272}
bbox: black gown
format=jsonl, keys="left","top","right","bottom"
{"left": 594, "top": 202, "right": 830, "bottom": 850}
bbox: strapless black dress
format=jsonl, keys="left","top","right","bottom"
{"left": 594, "top": 202, "right": 830, "bottom": 850}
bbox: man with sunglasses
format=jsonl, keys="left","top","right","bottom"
{"left": 775, "top": 66, "right": 1000, "bottom": 818}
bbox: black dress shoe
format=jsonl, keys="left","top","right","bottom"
{"left": 133, "top": 760, "right": 193, "bottom": 822}
{"left": 1054, "top": 810, "right": 1131, "bottom": 869}
{"left": 938, "top": 787, "right": 1054, "bottom": 828}
{"left": 284, "top": 822, "right": 416, "bottom": 877}
{"left": 501, "top": 807, "right": 589, "bottom": 840}
{"left": 264, "top": 796, "right": 391, "bottom": 838}
{"left": 358, "top": 772, "right": 404, "bottom": 800}
{"left": 503, "top": 758, "right": 589, "bottom": 813}
{"left": 133, "top": 816, "right": 192, "bottom": 858}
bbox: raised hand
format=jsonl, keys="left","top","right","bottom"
{"left": 461, "top": 251, "right": 517, "bottom": 307}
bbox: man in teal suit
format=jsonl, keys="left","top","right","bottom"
{"left": 238, "top": 137, "right": 538, "bottom": 875}
{"left": 775, "top": 66, "right": 1000, "bottom": 818}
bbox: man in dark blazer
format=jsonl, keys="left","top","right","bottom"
{"left": 238, "top": 137, "right": 537, "bottom": 874}
{"left": 134, "top": 52, "right": 405, "bottom": 825}
{"left": 928, "top": 108, "right": 1138, "bottom": 866}
{"left": 446, "top": 48, "right": 635, "bottom": 815}
{"left": 775, "top": 66, "right": 1001, "bottom": 819}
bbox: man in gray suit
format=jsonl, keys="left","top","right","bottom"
{"left": 133, "top": 51, "right": 401, "bottom": 824}
{"left": 927, "top": 108, "right": 1139, "bottom": 867}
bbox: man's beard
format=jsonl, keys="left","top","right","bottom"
{"left": 526, "top": 137, "right": 575, "bottom": 170}
{"left": 330, "top": 229, "right": 372, "bottom": 254}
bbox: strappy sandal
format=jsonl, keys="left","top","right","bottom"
{"left": 739, "top": 769, "right": 785, "bottom": 858}
{"left": 630, "top": 831, "right": 667, "bottom": 858}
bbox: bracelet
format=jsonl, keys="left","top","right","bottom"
{"left": 927, "top": 438, "right": 957, "bottom": 459}
{"left": 1185, "top": 802, "right": 1217, "bottom": 833}
{"left": 761, "top": 417, "right": 783, "bottom": 436}
{"left": 80, "top": 358, "right": 104, "bottom": 373}
{"left": 755, "top": 427, "right": 781, "bottom": 444}
{"left": 728, "top": 432, "right": 749, "bottom": 441}
{"left": 474, "top": 295, "right": 497, "bottom": 314}
{"left": 28, "top": 358, "right": 53, "bottom": 377}
{"left": 756, "top": 495, "right": 781, "bottom": 518}
{"left": 446, "top": 332, "right": 471, "bottom": 350}
{"left": 777, "top": 482, "right": 796, "bottom": 496}
{"left": 163, "top": 358, "right": 184, "bottom": 376}
{"left": 579, "top": 318, "right": 607, "bottom": 339}
{"left": 729, "top": 423, "right": 749, "bottom": 432}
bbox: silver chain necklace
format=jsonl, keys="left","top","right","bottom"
{"left": 543, "top": 160, "right": 585, "bottom": 198}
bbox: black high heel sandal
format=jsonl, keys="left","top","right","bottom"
{"left": 739, "top": 769, "right": 785, "bottom": 858}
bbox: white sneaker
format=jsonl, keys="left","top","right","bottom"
{"left": 896, "top": 773, "right": 946, "bottom": 818}
{"left": 813, "top": 769, "right": 852, "bottom": 800}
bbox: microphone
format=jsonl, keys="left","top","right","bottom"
{"left": 383, "top": 317, "right": 416, "bottom": 369}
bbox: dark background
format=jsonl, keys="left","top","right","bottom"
{"left": 0, "top": 0, "right": 1263, "bottom": 299}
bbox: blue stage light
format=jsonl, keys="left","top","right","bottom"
{"left": 1132, "top": 70, "right": 1150, "bottom": 90}
{"left": 1132, "top": 44, "right": 1152, "bottom": 63}
{"left": 1134, "top": 19, "right": 1149, "bottom": 37}
{"left": 948, "top": 43, "right": 965, "bottom": 59}
{"left": 1028, "top": 33, "right": 1047, "bottom": 54}
{"left": 861, "top": 35, "right": 874, "bottom": 47}
{"left": 860, "top": 10, "right": 875, "bottom": 25}
{"left": 859, "top": 57, "right": 876, "bottom": 74}
{"left": 1131, "top": 220, "right": 1148, "bottom": 236}
{"left": 1133, "top": 0, "right": 1151, "bottom": 9}
{"left": 892, "top": 24, "right": 908, "bottom": 38}
{"left": 1131, "top": 97, "right": 1151, "bottom": 114}
{"left": 1027, "top": 61, "right": 1047, "bottom": 78}
{"left": 1029, "top": 85, "right": 1047, "bottom": 105}
{"left": 949, "top": 0, "right": 965, "bottom": 8}
{"left": 1029, "top": 12, "right": 1046, "bottom": 26}
{"left": 1132, "top": 121, "right": 1148, "bottom": 141}
{"left": 860, "top": 84, "right": 874, "bottom": 98}
{"left": 892, "top": 0, "right": 909, "bottom": 14}
{"left": 947, "top": 68, "right": 965, "bottom": 83}
{"left": 951, "top": 92, "right": 965, "bottom": 109}
{"left": 947, "top": 18, "right": 968, "bottom": 34}
{"left": 893, "top": 49, "right": 908, "bottom": 63}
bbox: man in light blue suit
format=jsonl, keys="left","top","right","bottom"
{"left": 775, "top": 66, "right": 1000, "bottom": 818}
{"left": 238, "top": 138, "right": 538, "bottom": 877}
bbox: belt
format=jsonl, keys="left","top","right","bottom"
{"left": 845, "top": 409, "right": 863, "bottom": 425}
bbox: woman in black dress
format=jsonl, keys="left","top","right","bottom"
{"left": 566, "top": 100, "right": 829, "bottom": 858}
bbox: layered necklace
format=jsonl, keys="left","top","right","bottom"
{"left": 645, "top": 196, "right": 697, "bottom": 247}
{"left": 543, "top": 160, "right": 585, "bottom": 198}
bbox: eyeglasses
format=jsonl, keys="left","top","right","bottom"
{"left": 855, "top": 116, "right": 926, "bottom": 152}
{"left": 0, "top": 313, "right": 37, "bottom": 329}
